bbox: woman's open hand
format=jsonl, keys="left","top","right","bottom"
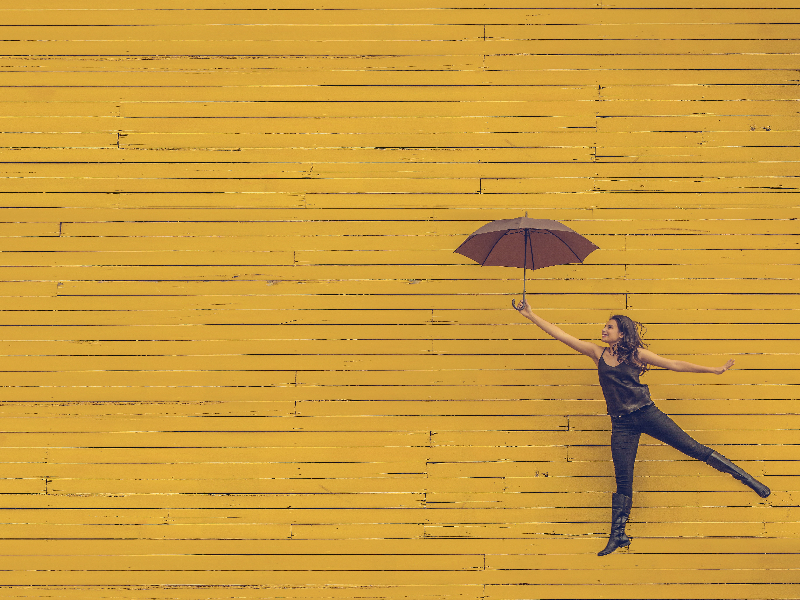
{"left": 715, "top": 359, "right": 735, "bottom": 375}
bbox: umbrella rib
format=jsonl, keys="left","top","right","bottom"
{"left": 480, "top": 231, "right": 512, "bottom": 266}
{"left": 545, "top": 230, "right": 585, "bottom": 262}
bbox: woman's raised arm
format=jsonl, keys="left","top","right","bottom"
{"left": 637, "top": 348, "right": 735, "bottom": 375}
{"left": 515, "top": 301, "right": 603, "bottom": 361}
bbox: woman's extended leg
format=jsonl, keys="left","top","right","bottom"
{"left": 636, "top": 405, "right": 770, "bottom": 498}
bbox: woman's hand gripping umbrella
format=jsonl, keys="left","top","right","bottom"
{"left": 454, "top": 216, "right": 599, "bottom": 308}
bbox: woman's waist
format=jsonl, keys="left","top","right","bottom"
{"left": 610, "top": 401, "right": 656, "bottom": 420}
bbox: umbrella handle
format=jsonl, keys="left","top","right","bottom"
{"left": 511, "top": 292, "right": 527, "bottom": 311}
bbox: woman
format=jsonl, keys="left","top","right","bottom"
{"left": 515, "top": 301, "right": 770, "bottom": 556}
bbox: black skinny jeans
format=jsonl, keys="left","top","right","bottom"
{"left": 610, "top": 404, "right": 714, "bottom": 497}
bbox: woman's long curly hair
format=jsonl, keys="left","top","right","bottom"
{"left": 609, "top": 314, "right": 650, "bottom": 375}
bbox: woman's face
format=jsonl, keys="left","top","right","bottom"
{"left": 601, "top": 319, "right": 624, "bottom": 345}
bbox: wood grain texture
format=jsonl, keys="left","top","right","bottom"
{"left": 0, "top": 1, "right": 797, "bottom": 598}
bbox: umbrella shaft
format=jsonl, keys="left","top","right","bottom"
{"left": 523, "top": 230, "right": 528, "bottom": 302}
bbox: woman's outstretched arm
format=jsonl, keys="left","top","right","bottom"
{"left": 515, "top": 301, "right": 603, "bottom": 361}
{"left": 637, "top": 348, "right": 735, "bottom": 375}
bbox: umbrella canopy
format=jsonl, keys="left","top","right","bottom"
{"left": 455, "top": 217, "right": 598, "bottom": 270}
{"left": 454, "top": 217, "right": 599, "bottom": 306}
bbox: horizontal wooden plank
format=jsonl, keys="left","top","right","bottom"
{"left": 0, "top": 440, "right": 789, "bottom": 467}
{"left": 0, "top": 396, "right": 792, "bottom": 419}
{"left": 0, "top": 549, "right": 793, "bottom": 578}
{"left": 3, "top": 543, "right": 795, "bottom": 581}
{"left": 486, "top": 584, "right": 799, "bottom": 600}
{"left": 0, "top": 353, "right": 795, "bottom": 374}
{"left": 1, "top": 39, "right": 798, "bottom": 66}
{"left": 4, "top": 318, "right": 796, "bottom": 340}
{"left": 4, "top": 438, "right": 797, "bottom": 466}
{"left": 1, "top": 114, "right": 593, "bottom": 135}
{"left": 1, "top": 5, "right": 798, "bottom": 25}
{"left": 0, "top": 113, "right": 782, "bottom": 139}
{"left": 0, "top": 192, "right": 795, "bottom": 212}
{"left": 27, "top": 213, "right": 800, "bottom": 235}
{"left": 0, "top": 535, "right": 788, "bottom": 556}
{"left": 3, "top": 81, "right": 789, "bottom": 104}
{"left": 429, "top": 429, "right": 787, "bottom": 447}
{"left": 4, "top": 22, "right": 800, "bottom": 42}
{"left": 0, "top": 414, "right": 569, "bottom": 433}
{"left": 10, "top": 51, "right": 796, "bottom": 77}
{"left": 0, "top": 229, "right": 796, "bottom": 254}
{"left": 18, "top": 284, "right": 790, "bottom": 314}
{"left": 0, "top": 373, "right": 785, "bottom": 400}
{"left": 5, "top": 151, "right": 796, "bottom": 178}
{"left": 0, "top": 430, "right": 433, "bottom": 448}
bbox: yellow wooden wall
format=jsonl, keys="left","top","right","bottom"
{"left": 1, "top": 1, "right": 797, "bottom": 598}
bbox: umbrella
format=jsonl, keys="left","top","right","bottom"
{"left": 454, "top": 216, "right": 599, "bottom": 309}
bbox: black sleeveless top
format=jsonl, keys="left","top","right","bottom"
{"left": 597, "top": 348, "right": 653, "bottom": 417}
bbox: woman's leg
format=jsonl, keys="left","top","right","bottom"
{"left": 635, "top": 404, "right": 713, "bottom": 462}
{"left": 598, "top": 416, "right": 639, "bottom": 556}
{"left": 610, "top": 416, "right": 641, "bottom": 498}
{"left": 636, "top": 405, "right": 770, "bottom": 497}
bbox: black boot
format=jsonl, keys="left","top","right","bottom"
{"left": 706, "top": 451, "right": 770, "bottom": 498}
{"left": 598, "top": 493, "right": 632, "bottom": 556}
